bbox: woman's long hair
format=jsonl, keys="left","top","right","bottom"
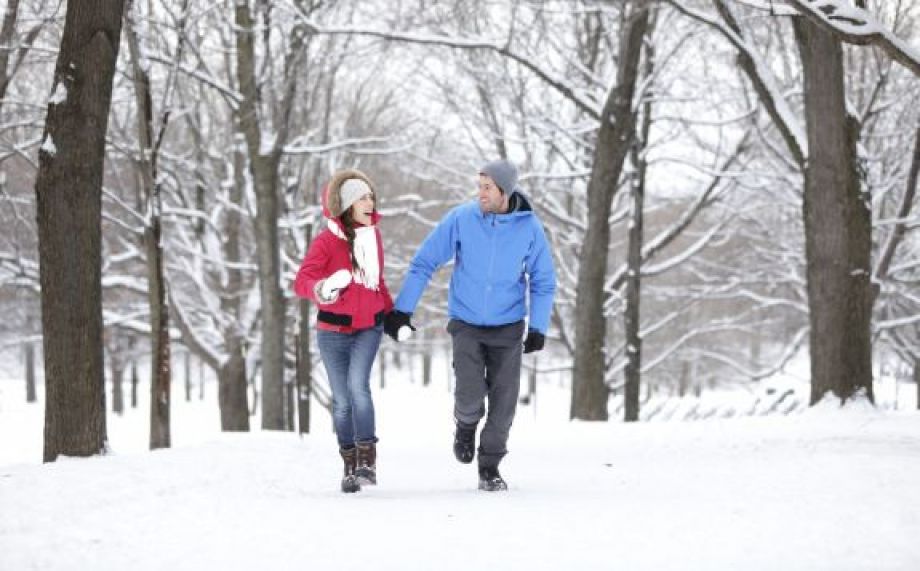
{"left": 339, "top": 209, "right": 359, "bottom": 272}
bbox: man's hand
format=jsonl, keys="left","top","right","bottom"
{"left": 523, "top": 329, "right": 545, "bottom": 354}
{"left": 318, "top": 269, "right": 352, "bottom": 302}
{"left": 384, "top": 310, "right": 415, "bottom": 341}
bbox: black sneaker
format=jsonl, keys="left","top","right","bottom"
{"left": 478, "top": 465, "right": 508, "bottom": 492}
{"left": 453, "top": 422, "right": 476, "bottom": 464}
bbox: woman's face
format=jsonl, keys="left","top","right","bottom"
{"left": 349, "top": 193, "right": 375, "bottom": 226}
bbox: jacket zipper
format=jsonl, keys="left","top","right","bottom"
{"left": 485, "top": 213, "right": 497, "bottom": 320}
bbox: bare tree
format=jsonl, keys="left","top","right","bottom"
{"left": 0, "top": 0, "right": 48, "bottom": 115}
{"left": 793, "top": 16, "right": 874, "bottom": 404}
{"left": 571, "top": 2, "right": 649, "bottom": 421}
{"left": 233, "top": 0, "right": 307, "bottom": 430}
{"left": 623, "top": 14, "right": 655, "bottom": 422}
{"left": 787, "top": 0, "right": 920, "bottom": 76}
{"left": 36, "top": 0, "right": 126, "bottom": 462}
{"left": 123, "top": 0, "right": 188, "bottom": 449}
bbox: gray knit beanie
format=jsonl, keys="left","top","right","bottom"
{"left": 479, "top": 159, "right": 519, "bottom": 195}
{"left": 339, "top": 178, "right": 372, "bottom": 214}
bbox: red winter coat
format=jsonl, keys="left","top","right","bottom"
{"left": 293, "top": 213, "right": 393, "bottom": 333}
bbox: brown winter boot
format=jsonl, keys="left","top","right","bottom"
{"left": 339, "top": 446, "right": 360, "bottom": 493}
{"left": 356, "top": 441, "right": 377, "bottom": 485}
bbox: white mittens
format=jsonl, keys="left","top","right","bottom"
{"left": 317, "top": 269, "right": 352, "bottom": 303}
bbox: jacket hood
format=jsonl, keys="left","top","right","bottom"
{"left": 322, "top": 168, "right": 376, "bottom": 219}
{"left": 507, "top": 190, "right": 533, "bottom": 213}
{"left": 477, "top": 190, "right": 534, "bottom": 219}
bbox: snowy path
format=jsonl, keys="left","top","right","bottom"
{"left": 2, "top": 386, "right": 919, "bottom": 570}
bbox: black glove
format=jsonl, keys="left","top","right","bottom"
{"left": 523, "top": 329, "right": 545, "bottom": 354}
{"left": 384, "top": 310, "right": 415, "bottom": 341}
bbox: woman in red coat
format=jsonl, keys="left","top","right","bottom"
{"left": 293, "top": 168, "right": 393, "bottom": 493}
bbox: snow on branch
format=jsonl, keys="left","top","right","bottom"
{"left": 666, "top": 0, "right": 807, "bottom": 164}
{"left": 0, "top": 252, "right": 39, "bottom": 290}
{"left": 276, "top": 1, "right": 602, "bottom": 120}
{"left": 785, "top": 0, "right": 920, "bottom": 77}
{"left": 283, "top": 135, "right": 404, "bottom": 156}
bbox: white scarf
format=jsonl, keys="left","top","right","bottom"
{"left": 327, "top": 219, "right": 380, "bottom": 291}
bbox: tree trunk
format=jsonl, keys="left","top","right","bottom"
{"left": 523, "top": 356, "right": 537, "bottom": 409}
{"left": 215, "top": 133, "right": 250, "bottom": 431}
{"left": 793, "top": 17, "right": 873, "bottom": 405}
{"left": 24, "top": 339, "right": 36, "bottom": 403}
{"left": 379, "top": 349, "right": 386, "bottom": 390}
{"left": 571, "top": 3, "right": 649, "bottom": 420}
{"left": 234, "top": 2, "right": 286, "bottom": 430}
{"left": 36, "top": 0, "right": 125, "bottom": 462}
{"left": 678, "top": 361, "right": 690, "bottom": 397}
{"left": 296, "top": 329, "right": 311, "bottom": 434}
{"left": 145, "top": 205, "right": 171, "bottom": 449}
{"left": 130, "top": 355, "right": 139, "bottom": 409}
{"left": 219, "top": 337, "right": 250, "bottom": 431}
{"left": 914, "top": 357, "right": 919, "bottom": 411}
{"left": 125, "top": 5, "right": 171, "bottom": 449}
{"left": 623, "top": 27, "right": 653, "bottom": 423}
{"left": 0, "top": 0, "right": 24, "bottom": 112}
{"left": 254, "top": 157, "right": 285, "bottom": 429}
{"left": 423, "top": 352, "right": 432, "bottom": 387}
{"left": 185, "top": 352, "right": 192, "bottom": 402}
{"left": 623, "top": 142, "right": 645, "bottom": 422}
{"left": 111, "top": 349, "right": 124, "bottom": 415}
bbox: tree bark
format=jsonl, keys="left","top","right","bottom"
{"left": 37, "top": 0, "right": 125, "bottom": 462}
{"left": 793, "top": 17, "right": 873, "bottom": 405}
{"left": 571, "top": 2, "right": 649, "bottom": 421}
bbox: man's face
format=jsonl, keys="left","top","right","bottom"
{"left": 478, "top": 175, "right": 507, "bottom": 214}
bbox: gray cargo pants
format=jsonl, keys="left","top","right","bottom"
{"left": 447, "top": 318, "right": 525, "bottom": 468}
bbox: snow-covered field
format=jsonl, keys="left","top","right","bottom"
{"left": 1, "top": 354, "right": 919, "bottom": 570}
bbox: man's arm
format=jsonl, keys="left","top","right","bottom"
{"left": 525, "top": 219, "right": 556, "bottom": 334}
{"left": 393, "top": 207, "right": 461, "bottom": 314}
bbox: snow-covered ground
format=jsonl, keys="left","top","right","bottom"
{"left": 1, "top": 355, "right": 919, "bottom": 570}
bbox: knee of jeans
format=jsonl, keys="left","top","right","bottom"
{"left": 332, "top": 399, "right": 351, "bottom": 417}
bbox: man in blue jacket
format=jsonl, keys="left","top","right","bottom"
{"left": 385, "top": 159, "right": 556, "bottom": 491}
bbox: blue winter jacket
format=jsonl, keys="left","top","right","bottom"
{"left": 394, "top": 192, "right": 556, "bottom": 333}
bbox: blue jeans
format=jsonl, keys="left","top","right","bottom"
{"left": 316, "top": 324, "right": 382, "bottom": 448}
